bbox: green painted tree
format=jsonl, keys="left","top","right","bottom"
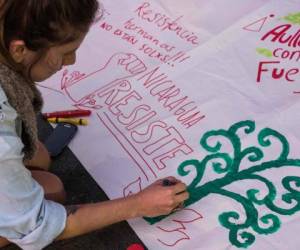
{"left": 145, "top": 120, "right": 300, "bottom": 248}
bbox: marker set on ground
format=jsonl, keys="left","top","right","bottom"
{"left": 43, "top": 109, "right": 91, "bottom": 126}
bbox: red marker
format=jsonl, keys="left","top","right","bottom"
{"left": 42, "top": 109, "right": 91, "bottom": 119}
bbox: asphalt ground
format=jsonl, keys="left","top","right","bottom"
{"left": 3, "top": 115, "right": 146, "bottom": 250}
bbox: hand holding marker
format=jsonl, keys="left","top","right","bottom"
{"left": 43, "top": 109, "right": 91, "bottom": 126}
{"left": 162, "top": 178, "right": 185, "bottom": 212}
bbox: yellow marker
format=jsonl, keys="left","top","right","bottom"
{"left": 47, "top": 117, "right": 88, "bottom": 126}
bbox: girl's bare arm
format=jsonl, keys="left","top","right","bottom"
{"left": 57, "top": 179, "right": 189, "bottom": 240}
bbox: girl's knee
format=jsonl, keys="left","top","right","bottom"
{"left": 0, "top": 237, "right": 9, "bottom": 248}
{"left": 31, "top": 171, "right": 66, "bottom": 204}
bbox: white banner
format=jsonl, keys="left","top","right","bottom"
{"left": 39, "top": 1, "right": 300, "bottom": 249}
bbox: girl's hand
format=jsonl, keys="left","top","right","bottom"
{"left": 133, "top": 177, "right": 189, "bottom": 217}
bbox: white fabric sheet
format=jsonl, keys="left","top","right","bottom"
{"left": 39, "top": 1, "right": 300, "bottom": 249}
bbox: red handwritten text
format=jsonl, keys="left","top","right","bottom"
{"left": 135, "top": 2, "right": 200, "bottom": 46}
{"left": 261, "top": 24, "right": 300, "bottom": 48}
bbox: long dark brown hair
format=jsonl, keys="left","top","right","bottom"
{"left": 0, "top": 0, "right": 99, "bottom": 73}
